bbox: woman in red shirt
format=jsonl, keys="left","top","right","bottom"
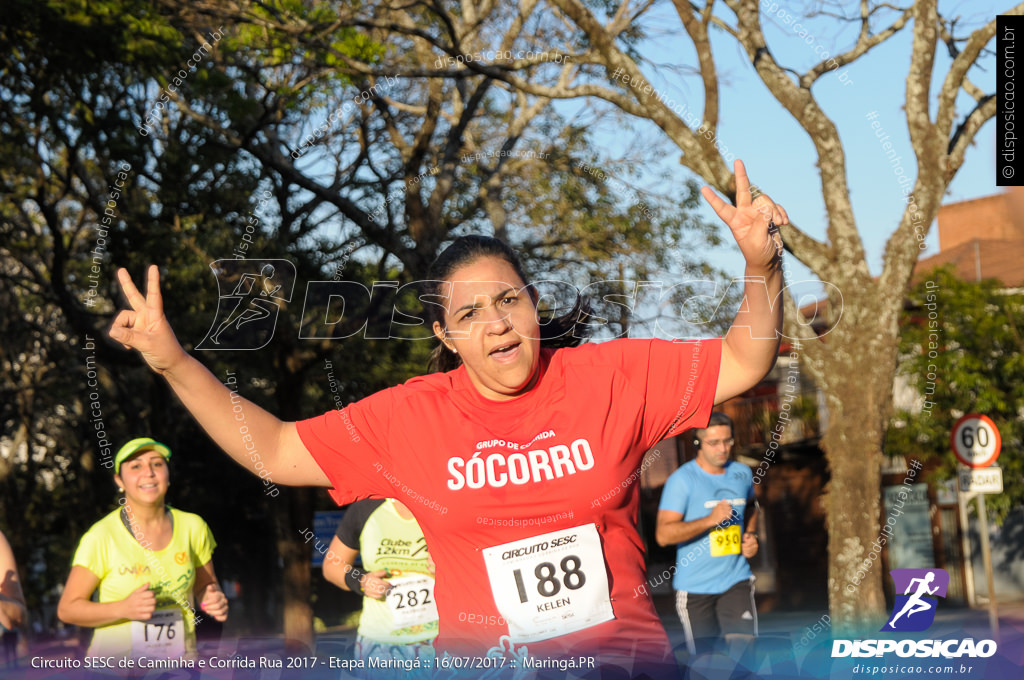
{"left": 109, "top": 160, "right": 786, "bottom": 675}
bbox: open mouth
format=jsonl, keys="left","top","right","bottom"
{"left": 489, "top": 342, "right": 520, "bottom": 359}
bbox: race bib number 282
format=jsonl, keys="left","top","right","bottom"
{"left": 482, "top": 523, "right": 613, "bottom": 643}
{"left": 385, "top": 574, "right": 437, "bottom": 628}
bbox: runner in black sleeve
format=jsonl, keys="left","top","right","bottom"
{"left": 324, "top": 498, "right": 436, "bottom": 678}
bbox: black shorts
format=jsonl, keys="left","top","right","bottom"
{"left": 675, "top": 576, "right": 757, "bottom": 654}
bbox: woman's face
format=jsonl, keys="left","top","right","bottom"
{"left": 115, "top": 449, "right": 169, "bottom": 504}
{"left": 432, "top": 256, "right": 542, "bottom": 401}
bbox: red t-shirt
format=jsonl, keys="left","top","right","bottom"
{"left": 297, "top": 338, "right": 721, "bottom": 666}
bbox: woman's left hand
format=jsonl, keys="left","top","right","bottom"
{"left": 701, "top": 159, "right": 789, "bottom": 271}
{"left": 741, "top": 532, "right": 759, "bottom": 559}
{"left": 199, "top": 583, "right": 229, "bottom": 622}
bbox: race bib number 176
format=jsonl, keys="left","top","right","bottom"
{"left": 482, "top": 524, "right": 614, "bottom": 643}
{"left": 130, "top": 606, "right": 185, "bottom": 659}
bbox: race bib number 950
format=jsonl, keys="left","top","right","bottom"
{"left": 482, "top": 524, "right": 613, "bottom": 643}
{"left": 710, "top": 524, "right": 741, "bottom": 557}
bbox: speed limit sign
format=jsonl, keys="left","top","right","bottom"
{"left": 951, "top": 414, "right": 1001, "bottom": 468}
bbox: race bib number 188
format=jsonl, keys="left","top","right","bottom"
{"left": 482, "top": 524, "right": 613, "bottom": 643}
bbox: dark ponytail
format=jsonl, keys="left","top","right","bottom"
{"left": 426, "top": 235, "right": 591, "bottom": 372}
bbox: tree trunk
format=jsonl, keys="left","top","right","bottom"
{"left": 821, "top": 389, "right": 888, "bottom": 635}
{"left": 801, "top": 277, "right": 904, "bottom": 635}
{"left": 275, "top": 348, "right": 316, "bottom": 650}
{"left": 276, "top": 486, "right": 315, "bottom": 651}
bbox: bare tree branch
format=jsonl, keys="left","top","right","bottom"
{"left": 948, "top": 94, "right": 997, "bottom": 172}
{"left": 905, "top": 0, "right": 939, "bottom": 156}
{"left": 725, "top": 0, "right": 865, "bottom": 278}
{"left": 802, "top": 4, "right": 913, "bottom": 87}
{"left": 935, "top": 10, "right": 1004, "bottom": 143}
{"left": 671, "top": 0, "right": 720, "bottom": 145}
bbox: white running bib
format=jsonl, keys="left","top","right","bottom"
{"left": 384, "top": 573, "right": 438, "bottom": 628}
{"left": 130, "top": 606, "right": 185, "bottom": 658}
{"left": 482, "top": 523, "right": 613, "bottom": 643}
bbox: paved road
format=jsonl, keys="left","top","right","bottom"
{"left": 4, "top": 600, "right": 1023, "bottom": 678}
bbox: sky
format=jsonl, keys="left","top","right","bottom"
{"left": 573, "top": 0, "right": 1013, "bottom": 303}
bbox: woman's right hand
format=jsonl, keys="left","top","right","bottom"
{"left": 109, "top": 265, "right": 189, "bottom": 375}
{"left": 361, "top": 570, "right": 392, "bottom": 601}
{"left": 121, "top": 583, "right": 157, "bottom": 621}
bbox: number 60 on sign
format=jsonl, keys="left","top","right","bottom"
{"left": 951, "top": 414, "right": 1001, "bottom": 468}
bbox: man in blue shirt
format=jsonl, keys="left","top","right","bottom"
{"left": 656, "top": 412, "right": 759, "bottom": 656}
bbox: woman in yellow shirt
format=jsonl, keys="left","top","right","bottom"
{"left": 58, "top": 438, "right": 228, "bottom": 660}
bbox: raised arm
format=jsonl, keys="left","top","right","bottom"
{"left": 702, "top": 160, "right": 787, "bottom": 404}
{"left": 109, "top": 265, "right": 329, "bottom": 487}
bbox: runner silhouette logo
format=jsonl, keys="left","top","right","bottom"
{"left": 881, "top": 568, "right": 949, "bottom": 632}
{"left": 197, "top": 260, "right": 296, "bottom": 350}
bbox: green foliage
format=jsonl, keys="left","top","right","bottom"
{"left": 886, "top": 266, "right": 1024, "bottom": 522}
{"left": 1, "top": 0, "right": 729, "bottom": 637}
{"left": 0, "top": 0, "right": 407, "bottom": 634}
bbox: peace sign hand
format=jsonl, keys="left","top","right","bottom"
{"left": 108, "top": 265, "right": 189, "bottom": 375}
{"left": 701, "top": 160, "right": 789, "bottom": 271}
